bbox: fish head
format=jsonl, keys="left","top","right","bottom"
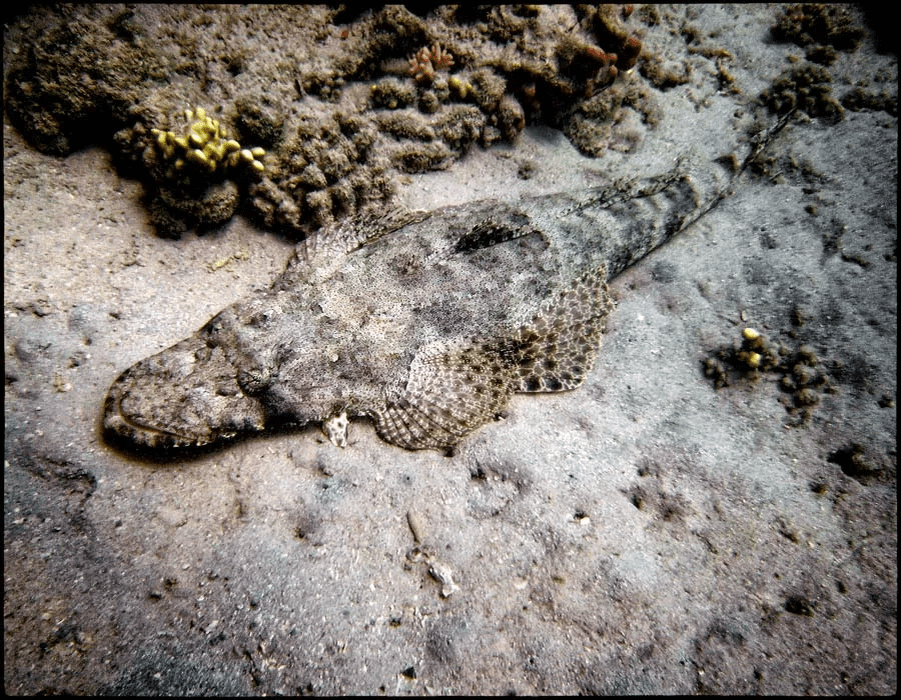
{"left": 102, "top": 330, "right": 269, "bottom": 450}
{"left": 102, "top": 288, "right": 366, "bottom": 451}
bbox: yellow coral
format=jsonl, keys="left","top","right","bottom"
{"left": 151, "top": 106, "right": 266, "bottom": 175}
{"left": 448, "top": 75, "right": 473, "bottom": 99}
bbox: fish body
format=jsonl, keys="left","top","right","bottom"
{"left": 104, "top": 125, "right": 782, "bottom": 452}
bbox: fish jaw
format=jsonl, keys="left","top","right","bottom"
{"left": 103, "top": 334, "right": 268, "bottom": 450}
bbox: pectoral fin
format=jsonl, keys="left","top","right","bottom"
{"left": 372, "top": 266, "right": 613, "bottom": 451}
{"left": 374, "top": 339, "right": 515, "bottom": 450}
{"left": 506, "top": 265, "right": 614, "bottom": 393}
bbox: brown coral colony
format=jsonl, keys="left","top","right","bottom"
{"left": 4, "top": 5, "right": 650, "bottom": 238}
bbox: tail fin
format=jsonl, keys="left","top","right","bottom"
{"left": 563, "top": 112, "right": 794, "bottom": 280}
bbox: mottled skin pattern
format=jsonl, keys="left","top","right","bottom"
{"left": 104, "top": 121, "right": 786, "bottom": 452}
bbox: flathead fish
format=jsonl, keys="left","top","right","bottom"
{"left": 103, "top": 119, "right": 786, "bottom": 452}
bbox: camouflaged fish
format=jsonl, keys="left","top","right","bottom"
{"left": 103, "top": 120, "right": 786, "bottom": 452}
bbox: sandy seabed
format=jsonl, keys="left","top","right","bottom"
{"left": 4, "top": 5, "right": 896, "bottom": 694}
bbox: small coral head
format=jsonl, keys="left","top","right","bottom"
{"left": 408, "top": 43, "right": 454, "bottom": 84}
{"left": 152, "top": 106, "right": 266, "bottom": 176}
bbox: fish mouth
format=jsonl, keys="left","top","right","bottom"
{"left": 102, "top": 335, "right": 268, "bottom": 451}
{"left": 103, "top": 379, "right": 218, "bottom": 450}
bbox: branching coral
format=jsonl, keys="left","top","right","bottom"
{"left": 140, "top": 106, "right": 268, "bottom": 235}
{"left": 150, "top": 107, "right": 266, "bottom": 177}
{"left": 408, "top": 43, "right": 455, "bottom": 84}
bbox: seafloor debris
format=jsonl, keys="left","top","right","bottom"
{"left": 703, "top": 325, "right": 836, "bottom": 425}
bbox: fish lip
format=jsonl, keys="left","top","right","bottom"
{"left": 101, "top": 345, "right": 270, "bottom": 453}
{"left": 102, "top": 380, "right": 216, "bottom": 450}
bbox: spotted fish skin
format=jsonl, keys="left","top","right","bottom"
{"left": 104, "top": 124, "right": 783, "bottom": 452}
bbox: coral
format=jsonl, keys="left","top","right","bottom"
{"left": 433, "top": 105, "right": 487, "bottom": 151}
{"left": 297, "top": 163, "right": 328, "bottom": 189}
{"left": 469, "top": 69, "right": 507, "bottom": 112}
{"left": 761, "top": 63, "right": 843, "bottom": 123}
{"left": 555, "top": 37, "right": 621, "bottom": 96}
{"left": 496, "top": 95, "right": 526, "bottom": 141}
{"left": 376, "top": 110, "right": 437, "bottom": 141}
{"left": 640, "top": 58, "right": 691, "bottom": 90}
{"left": 390, "top": 141, "right": 454, "bottom": 173}
{"left": 804, "top": 44, "right": 838, "bottom": 66}
{"left": 447, "top": 76, "right": 472, "bottom": 101}
{"left": 369, "top": 78, "right": 418, "bottom": 110}
{"left": 564, "top": 78, "right": 658, "bottom": 157}
{"left": 418, "top": 90, "right": 442, "bottom": 114}
{"left": 407, "top": 43, "right": 455, "bottom": 85}
{"left": 247, "top": 176, "right": 302, "bottom": 232}
{"left": 5, "top": 5, "right": 659, "bottom": 236}
{"left": 841, "top": 88, "right": 898, "bottom": 117}
{"left": 148, "top": 107, "right": 266, "bottom": 177}
{"left": 583, "top": 4, "right": 644, "bottom": 72}
{"left": 137, "top": 106, "right": 267, "bottom": 235}
{"left": 158, "top": 179, "right": 240, "bottom": 228}
{"left": 234, "top": 97, "right": 284, "bottom": 146}
{"left": 4, "top": 11, "right": 155, "bottom": 155}
{"left": 147, "top": 197, "right": 189, "bottom": 239}
{"left": 703, "top": 325, "right": 834, "bottom": 424}
{"left": 771, "top": 4, "right": 864, "bottom": 51}
{"left": 297, "top": 69, "right": 346, "bottom": 102}
{"left": 305, "top": 189, "right": 334, "bottom": 226}
{"left": 250, "top": 111, "right": 393, "bottom": 235}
